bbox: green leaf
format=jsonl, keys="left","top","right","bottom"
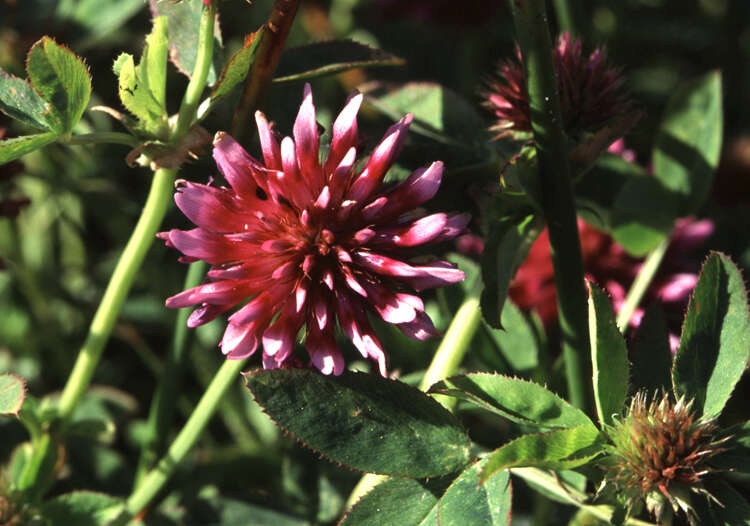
{"left": 429, "top": 373, "right": 595, "bottom": 431}
{"left": 366, "top": 82, "right": 487, "bottom": 149}
{"left": 693, "top": 479, "right": 750, "bottom": 525}
{"left": 610, "top": 175, "right": 677, "bottom": 257}
{"left": 630, "top": 305, "right": 672, "bottom": 396}
{"left": 0, "top": 373, "right": 26, "bottom": 416}
{"left": 0, "top": 69, "right": 54, "bottom": 130}
{"left": 114, "top": 52, "right": 167, "bottom": 137}
{"left": 56, "top": 0, "right": 144, "bottom": 42}
{"left": 185, "top": 494, "right": 310, "bottom": 526}
{"left": 340, "top": 459, "right": 511, "bottom": 526}
{"left": 273, "top": 40, "right": 404, "bottom": 84}
{"left": 709, "top": 421, "right": 750, "bottom": 473}
{"left": 26, "top": 37, "right": 91, "bottom": 134}
{"left": 588, "top": 282, "right": 630, "bottom": 426}
{"left": 482, "top": 300, "right": 539, "bottom": 372}
{"left": 244, "top": 369, "right": 471, "bottom": 477}
{"left": 672, "top": 252, "right": 750, "bottom": 419}
{"left": 0, "top": 132, "right": 58, "bottom": 164}
{"left": 653, "top": 71, "right": 723, "bottom": 215}
{"left": 480, "top": 425, "right": 604, "bottom": 482}
{"left": 211, "top": 29, "right": 264, "bottom": 102}
{"left": 481, "top": 214, "right": 542, "bottom": 328}
{"left": 140, "top": 16, "right": 169, "bottom": 112}
{"left": 149, "top": 0, "right": 222, "bottom": 86}
{"left": 437, "top": 459, "right": 512, "bottom": 526}
{"left": 576, "top": 153, "right": 646, "bottom": 233}
{"left": 339, "top": 477, "right": 451, "bottom": 526}
{"left": 40, "top": 491, "right": 122, "bottom": 526}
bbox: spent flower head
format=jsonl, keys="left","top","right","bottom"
{"left": 483, "top": 32, "right": 630, "bottom": 139}
{"left": 604, "top": 391, "right": 727, "bottom": 524}
{"left": 160, "top": 84, "right": 467, "bottom": 376}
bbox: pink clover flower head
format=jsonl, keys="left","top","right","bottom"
{"left": 484, "top": 32, "right": 630, "bottom": 139}
{"left": 160, "top": 84, "right": 467, "bottom": 376}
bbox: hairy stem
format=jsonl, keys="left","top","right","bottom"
{"left": 509, "top": 0, "right": 591, "bottom": 412}
{"left": 230, "top": 0, "right": 301, "bottom": 142}
{"left": 113, "top": 358, "right": 248, "bottom": 525}
{"left": 134, "top": 261, "right": 207, "bottom": 487}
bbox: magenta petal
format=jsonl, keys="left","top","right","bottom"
{"left": 346, "top": 114, "right": 413, "bottom": 204}
{"left": 164, "top": 228, "right": 251, "bottom": 265}
{"left": 221, "top": 321, "right": 260, "bottom": 359}
{"left": 262, "top": 303, "right": 303, "bottom": 361}
{"left": 397, "top": 310, "right": 440, "bottom": 341}
{"left": 213, "top": 132, "right": 269, "bottom": 199}
{"left": 325, "top": 92, "right": 362, "bottom": 174}
{"left": 166, "top": 279, "right": 250, "bottom": 308}
{"left": 336, "top": 292, "right": 387, "bottom": 376}
{"left": 406, "top": 261, "right": 466, "bottom": 291}
{"left": 255, "top": 111, "right": 282, "bottom": 170}
{"left": 363, "top": 161, "right": 443, "bottom": 221}
{"left": 187, "top": 303, "right": 230, "bottom": 328}
{"left": 293, "top": 83, "right": 323, "bottom": 190}
{"left": 306, "top": 324, "right": 344, "bottom": 375}
{"left": 371, "top": 213, "right": 449, "bottom": 247}
{"left": 363, "top": 282, "right": 417, "bottom": 324}
{"left": 656, "top": 273, "right": 698, "bottom": 303}
{"left": 329, "top": 147, "right": 356, "bottom": 207}
{"left": 174, "top": 181, "right": 252, "bottom": 233}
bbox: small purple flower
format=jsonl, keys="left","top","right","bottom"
{"left": 160, "top": 84, "right": 467, "bottom": 375}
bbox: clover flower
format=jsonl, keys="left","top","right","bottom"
{"left": 605, "top": 392, "right": 726, "bottom": 524}
{"left": 160, "top": 84, "right": 467, "bottom": 375}
{"left": 484, "top": 32, "right": 630, "bottom": 139}
{"left": 509, "top": 218, "right": 712, "bottom": 348}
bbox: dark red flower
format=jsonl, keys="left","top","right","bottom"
{"left": 509, "top": 218, "right": 713, "bottom": 349}
{"left": 484, "top": 32, "right": 630, "bottom": 139}
{"left": 161, "top": 85, "right": 467, "bottom": 375}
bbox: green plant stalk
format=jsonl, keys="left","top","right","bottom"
{"left": 113, "top": 358, "right": 248, "bottom": 525}
{"left": 171, "top": 0, "right": 216, "bottom": 141}
{"left": 64, "top": 132, "right": 140, "bottom": 147}
{"left": 616, "top": 236, "right": 670, "bottom": 331}
{"left": 16, "top": 166, "right": 178, "bottom": 498}
{"left": 134, "top": 261, "right": 207, "bottom": 487}
{"left": 551, "top": 0, "right": 585, "bottom": 36}
{"left": 19, "top": 3, "right": 218, "bottom": 496}
{"left": 346, "top": 290, "right": 483, "bottom": 509}
{"left": 419, "top": 293, "right": 482, "bottom": 391}
{"left": 511, "top": 468, "right": 657, "bottom": 526}
{"left": 509, "top": 0, "right": 591, "bottom": 413}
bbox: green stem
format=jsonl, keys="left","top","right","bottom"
{"left": 64, "top": 132, "right": 140, "bottom": 147}
{"left": 171, "top": 0, "right": 216, "bottom": 141}
{"left": 113, "top": 358, "right": 248, "bottom": 525}
{"left": 18, "top": 167, "right": 177, "bottom": 497}
{"left": 551, "top": 0, "right": 585, "bottom": 36}
{"left": 509, "top": 0, "right": 591, "bottom": 413}
{"left": 510, "top": 468, "right": 657, "bottom": 526}
{"left": 56, "top": 168, "right": 177, "bottom": 420}
{"left": 135, "top": 261, "right": 207, "bottom": 487}
{"left": 616, "top": 236, "right": 670, "bottom": 332}
{"left": 347, "top": 290, "right": 483, "bottom": 509}
{"left": 18, "top": 3, "right": 220, "bottom": 497}
{"left": 419, "top": 293, "right": 482, "bottom": 391}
